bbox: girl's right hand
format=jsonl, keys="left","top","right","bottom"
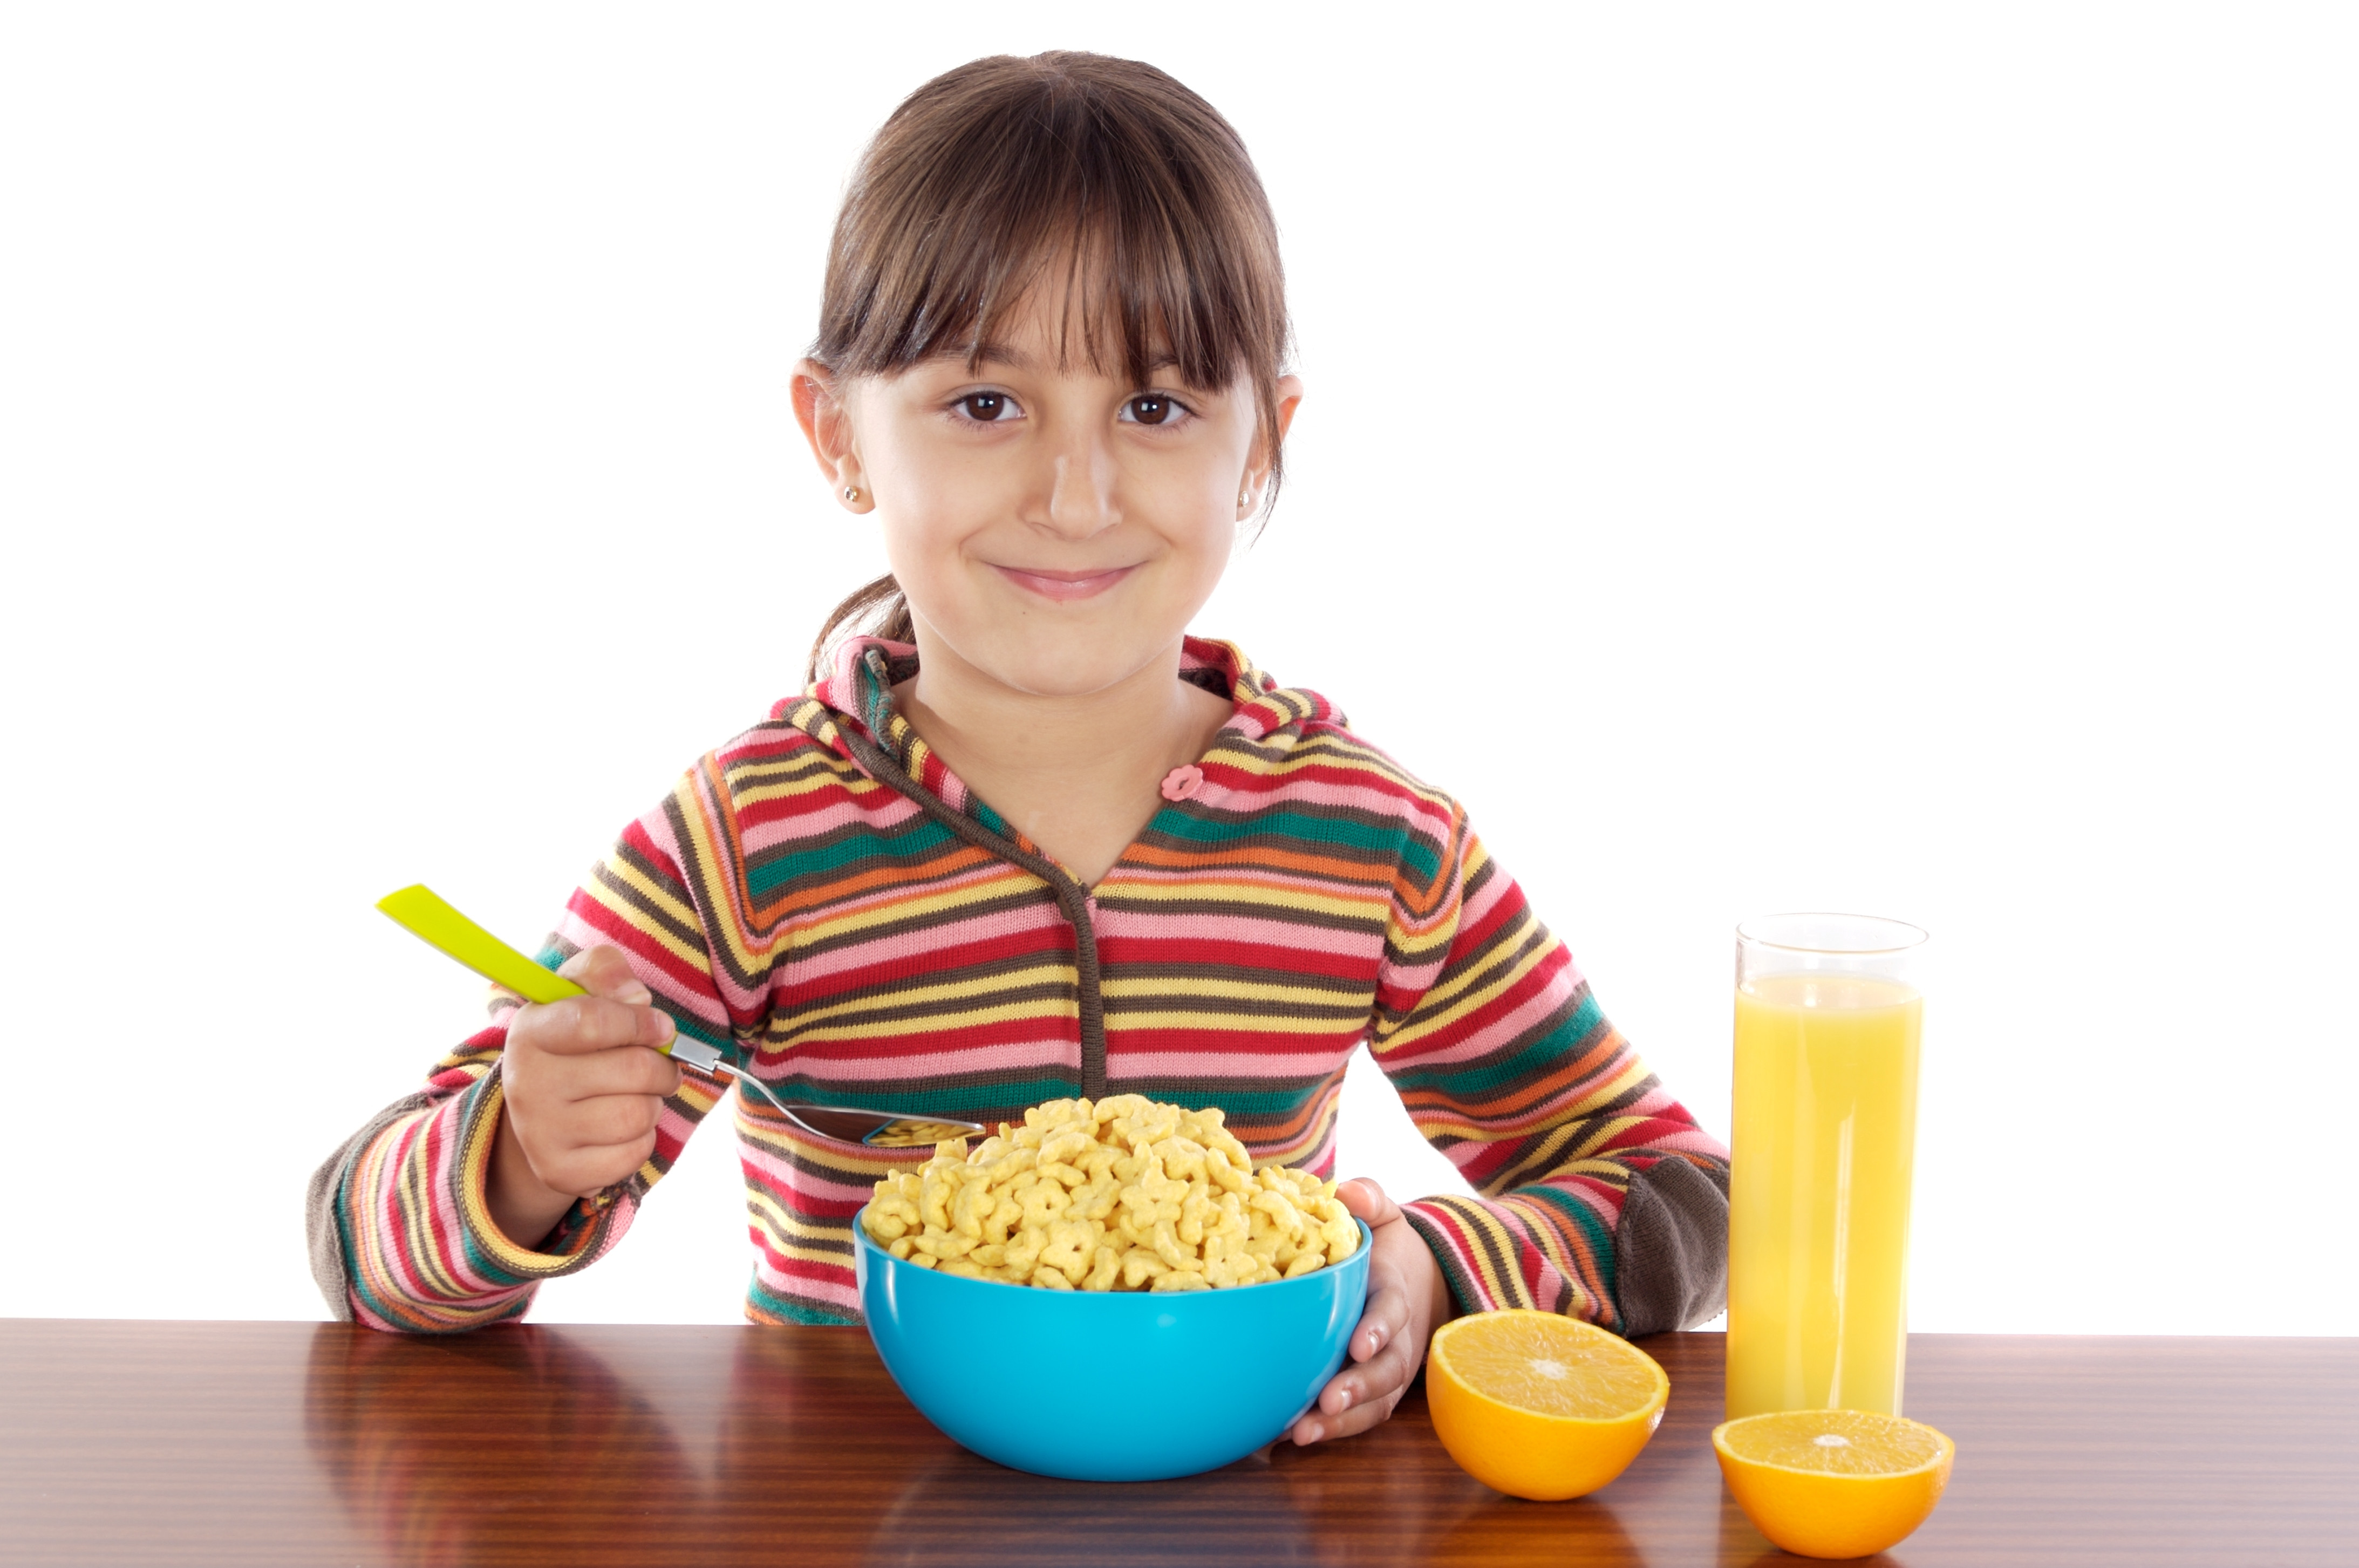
{"left": 486, "top": 945, "right": 682, "bottom": 1248}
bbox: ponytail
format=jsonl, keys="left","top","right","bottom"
{"left": 807, "top": 573, "right": 916, "bottom": 684}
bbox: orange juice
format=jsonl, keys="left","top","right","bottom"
{"left": 1726, "top": 973, "right": 1922, "bottom": 1420}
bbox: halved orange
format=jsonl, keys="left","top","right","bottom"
{"left": 1713, "top": 1408, "right": 1955, "bottom": 1559}
{"left": 1424, "top": 1310, "right": 1669, "bottom": 1500}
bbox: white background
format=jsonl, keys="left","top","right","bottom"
{"left": 3, "top": 5, "right": 2351, "bottom": 1334}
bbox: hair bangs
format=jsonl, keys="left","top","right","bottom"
{"left": 817, "top": 53, "right": 1286, "bottom": 407}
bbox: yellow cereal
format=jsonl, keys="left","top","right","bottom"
{"left": 861, "top": 1096, "right": 1360, "bottom": 1292}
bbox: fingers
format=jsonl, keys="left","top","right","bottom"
{"left": 1333, "top": 1176, "right": 1402, "bottom": 1229}
{"left": 523, "top": 1130, "right": 662, "bottom": 1200}
{"left": 1291, "top": 1274, "right": 1418, "bottom": 1445}
{"left": 1293, "top": 1334, "right": 1417, "bottom": 1443}
{"left": 518, "top": 993, "right": 678, "bottom": 1056}
{"left": 1288, "top": 1202, "right": 1454, "bottom": 1447}
{"left": 503, "top": 1082, "right": 669, "bottom": 1198}
{"left": 517, "top": 947, "right": 679, "bottom": 1061}
{"left": 1346, "top": 1266, "right": 1413, "bottom": 1367}
{"left": 550, "top": 1091, "right": 671, "bottom": 1151}
{"left": 1291, "top": 1327, "right": 1419, "bottom": 1443}
{"left": 541, "top": 1043, "right": 683, "bottom": 1101}
{"left": 560, "top": 943, "right": 656, "bottom": 1005}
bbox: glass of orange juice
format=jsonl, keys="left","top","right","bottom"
{"left": 1725, "top": 913, "right": 1927, "bottom": 1421}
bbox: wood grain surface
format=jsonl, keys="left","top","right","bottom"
{"left": 1, "top": 1320, "right": 2351, "bottom": 1566}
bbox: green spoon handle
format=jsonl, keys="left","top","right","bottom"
{"left": 376, "top": 884, "right": 586, "bottom": 1005}
{"left": 374, "top": 883, "right": 729, "bottom": 1073}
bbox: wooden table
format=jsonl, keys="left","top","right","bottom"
{"left": 2, "top": 1320, "right": 2351, "bottom": 1565}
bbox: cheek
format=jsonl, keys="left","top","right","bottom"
{"left": 871, "top": 511, "right": 971, "bottom": 624}
{"left": 1167, "top": 510, "right": 1238, "bottom": 590}
{"left": 871, "top": 430, "right": 1010, "bottom": 516}
{"left": 863, "top": 443, "right": 1003, "bottom": 590}
{"left": 1162, "top": 464, "right": 1246, "bottom": 562}
{"left": 1141, "top": 427, "right": 1255, "bottom": 558}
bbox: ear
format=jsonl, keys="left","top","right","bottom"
{"left": 792, "top": 359, "right": 870, "bottom": 512}
{"left": 1238, "top": 373, "right": 1305, "bottom": 516}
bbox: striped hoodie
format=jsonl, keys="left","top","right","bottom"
{"left": 308, "top": 638, "right": 1731, "bottom": 1334}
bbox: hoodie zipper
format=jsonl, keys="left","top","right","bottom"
{"left": 836, "top": 726, "right": 1110, "bottom": 1100}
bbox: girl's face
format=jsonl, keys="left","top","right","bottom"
{"left": 798, "top": 291, "right": 1301, "bottom": 700}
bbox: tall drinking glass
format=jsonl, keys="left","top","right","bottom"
{"left": 1724, "top": 913, "right": 1927, "bottom": 1420}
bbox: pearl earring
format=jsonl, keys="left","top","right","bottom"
{"left": 844, "top": 486, "right": 860, "bottom": 503}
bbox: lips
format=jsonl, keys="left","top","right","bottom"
{"left": 992, "top": 564, "right": 1138, "bottom": 603}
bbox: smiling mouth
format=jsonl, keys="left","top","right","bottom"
{"left": 991, "top": 564, "right": 1139, "bottom": 603}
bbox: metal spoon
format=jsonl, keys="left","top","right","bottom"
{"left": 376, "top": 884, "right": 985, "bottom": 1148}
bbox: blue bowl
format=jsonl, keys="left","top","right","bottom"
{"left": 855, "top": 1212, "right": 1372, "bottom": 1481}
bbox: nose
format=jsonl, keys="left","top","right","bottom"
{"left": 1034, "top": 421, "right": 1120, "bottom": 541}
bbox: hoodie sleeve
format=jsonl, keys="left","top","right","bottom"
{"left": 1378, "top": 814, "right": 1731, "bottom": 1336}
{"left": 309, "top": 778, "right": 749, "bottom": 1332}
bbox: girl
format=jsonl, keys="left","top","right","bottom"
{"left": 309, "top": 51, "right": 1731, "bottom": 1450}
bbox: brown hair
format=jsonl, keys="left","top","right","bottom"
{"left": 804, "top": 51, "right": 1292, "bottom": 681}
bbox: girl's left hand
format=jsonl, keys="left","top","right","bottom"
{"left": 1289, "top": 1177, "right": 1457, "bottom": 1447}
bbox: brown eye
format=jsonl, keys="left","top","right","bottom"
{"left": 959, "top": 392, "right": 1010, "bottom": 421}
{"left": 1126, "top": 395, "right": 1175, "bottom": 425}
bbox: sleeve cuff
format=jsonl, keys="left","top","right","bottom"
{"left": 1401, "top": 1195, "right": 1518, "bottom": 1317}
{"left": 1401, "top": 1192, "right": 1620, "bottom": 1328}
{"left": 451, "top": 1067, "right": 630, "bottom": 1285}
{"left": 1610, "top": 1156, "right": 1730, "bottom": 1336}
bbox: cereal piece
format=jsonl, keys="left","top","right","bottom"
{"left": 1020, "top": 1182, "right": 1073, "bottom": 1231}
{"left": 981, "top": 1192, "right": 1022, "bottom": 1245}
{"left": 982, "top": 1147, "right": 1038, "bottom": 1186}
{"left": 1038, "top": 1219, "right": 1101, "bottom": 1285}
{"left": 1039, "top": 1128, "right": 1095, "bottom": 1167}
{"left": 912, "top": 1230, "right": 977, "bottom": 1262}
{"left": 1251, "top": 1187, "right": 1308, "bottom": 1239}
{"left": 1210, "top": 1191, "right": 1248, "bottom": 1239}
{"left": 919, "top": 1172, "right": 953, "bottom": 1233}
{"left": 1205, "top": 1251, "right": 1272, "bottom": 1289}
{"left": 1150, "top": 1269, "right": 1210, "bottom": 1292}
{"left": 1156, "top": 1136, "right": 1209, "bottom": 1184}
{"left": 1083, "top": 1243, "right": 1122, "bottom": 1292}
{"left": 1243, "top": 1209, "right": 1285, "bottom": 1264}
{"left": 951, "top": 1178, "right": 996, "bottom": 1239}
{"left": 1318, "top": 1199, "right": 1361, "bottom": 1259}
{"left": 1203, "top": 1147, "right": 1250, "bottom": 1196}
{"left": 1177, "top": 1183, "right": 1219, "bottom": 1246}
{"left": 1071, "top": 1175, "right": 1121, "bottom": 1224}
{"left": 1119, "top": 1156, "right": 1188, "bottom": 1231}
{"left": 1149, "top": 1221, "right": 1202, "bottom": 1274}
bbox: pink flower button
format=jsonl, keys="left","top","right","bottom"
{"left": 1160, "top": 764, "right": 1205, "bottom": 802}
